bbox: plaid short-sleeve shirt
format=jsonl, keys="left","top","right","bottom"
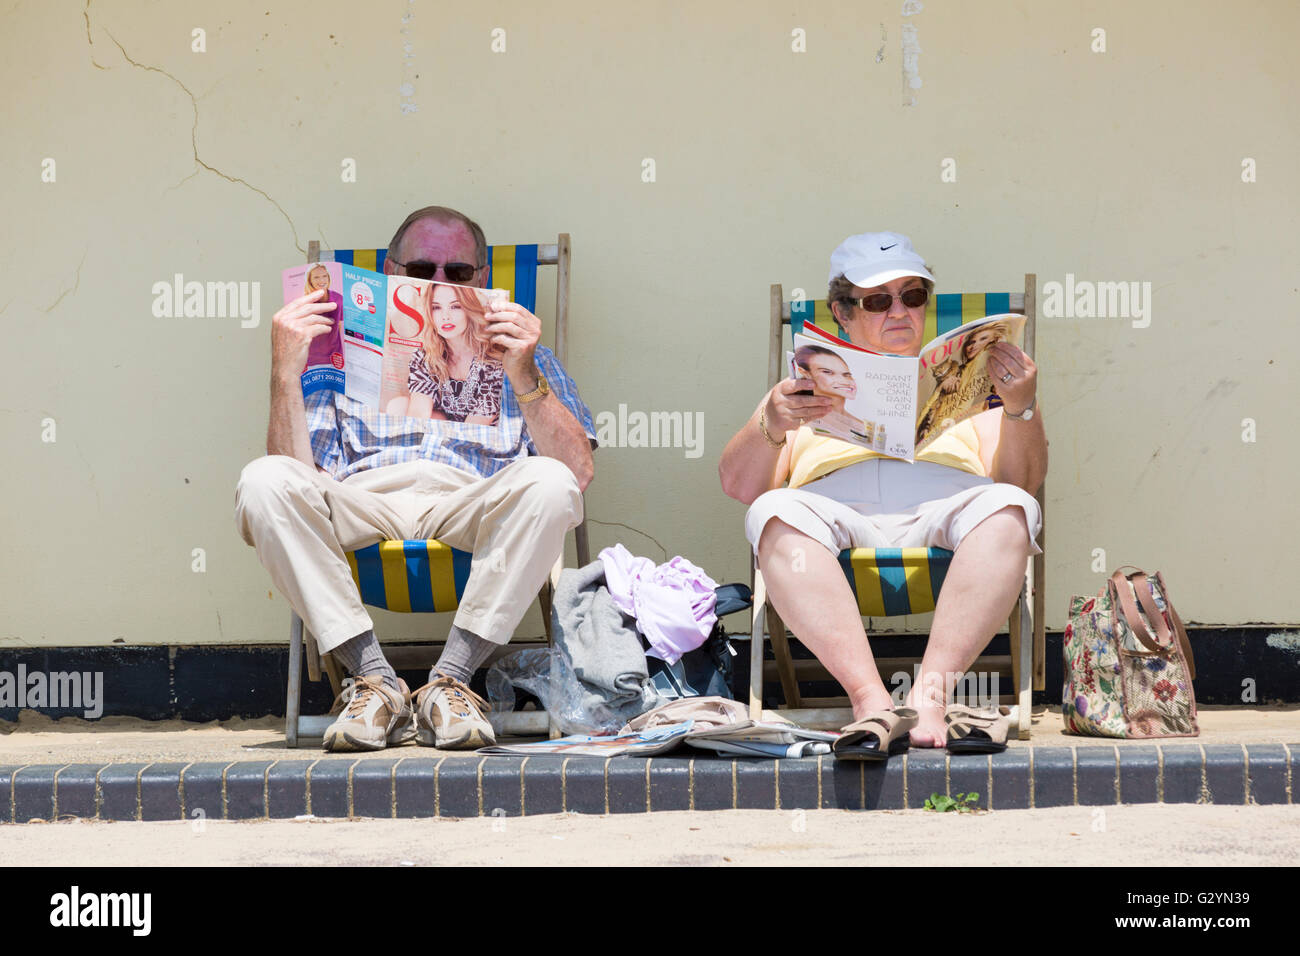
{"left": 306, "top": 345, "right": 597, "bottom": 481}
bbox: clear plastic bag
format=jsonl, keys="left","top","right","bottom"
{"left": 486, "top": 646, "right": 655, "bottom": 736}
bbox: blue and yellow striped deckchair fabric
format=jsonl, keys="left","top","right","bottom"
{"left": 320, "top": 244, "right": 543, "bottom": 614}
{"left": 345, "top": 540, "right": 472, "bottom": 613}
{"left": 319, "top": 244, "right": 540, "bottom": 312}
{"left": 838, "top": 547, "right": 953, "bottom": 617}
{"left": 790, "top": 292, "right": 1015, "bottom": 346}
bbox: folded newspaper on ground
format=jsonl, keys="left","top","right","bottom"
{"left": 790, "top": 313, "right": 1026, "bottom": 461}
{"left": 281, "top": 262, "right": 509, "bottom": 421}
{"left": 480, "top": 717, "right": 841, "bottom": 758}
{"left": 683, "top": 721, "right": 838, "bottom": 759}
{"left": 477, "top": 721, "right": 694, "bottom": 757}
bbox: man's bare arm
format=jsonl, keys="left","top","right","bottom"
{"left": 486, "top": 301, "right": 594, "bottom": 491}
{"left": 514, "top": 372, "right": 594, "bottom": 491}
{"left": 267, "top": 288, "right": 337, "bottom": 471}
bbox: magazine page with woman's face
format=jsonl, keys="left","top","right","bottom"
{"left": 914, "top": 313, "right": 1026, "bottom": 449}
{"left": 380, "top": 276, "right": 508, "bottom": 426}
{"left": 280, "top": 261, "right": 346, "bottom": 396}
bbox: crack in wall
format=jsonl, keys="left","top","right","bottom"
{"left": 585, "top": 518, "right": 668, "bottom": 563}
{"left": 41, "top": 249, "right": 88, "bottom": 314}
{"left": 86, "top": 8, "right": 305, "bottom": 257}
{"left": 84, "top": 0, "right": 108, "bottom": 69}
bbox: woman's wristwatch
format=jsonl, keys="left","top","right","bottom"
{"left": 1003, "top": 397, "right": 1037, "bottom": 420}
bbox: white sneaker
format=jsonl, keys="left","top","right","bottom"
{"left": 322, "top": 676, "right": 415, "bottom": 752}
{"left": 412, "top": 674, "right": 497, "bottom": 750}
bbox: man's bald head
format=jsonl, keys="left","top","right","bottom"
{"left": 385, "top": 206, "right": 488, "bottom": 287}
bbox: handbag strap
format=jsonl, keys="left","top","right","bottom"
{"left": 1108, "top": 570, "right": 1166, "bottom": 655}
{"left": 1155, "top": 571, "right": 1197, "bottom": 680}
{"left": 1130, "top": 571, "right": 1175, "bottom": 646}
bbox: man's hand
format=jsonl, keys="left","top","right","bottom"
{"left": 271, "top": 288, "right": 337, "bottom": 383}
{"left": 764, "top": 378, "right": 834, "bottom": 433}
{"left": 484, "top": 301, "right": 542, "bottom": 387}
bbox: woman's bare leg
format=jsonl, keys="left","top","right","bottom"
{"left": 757, "top": 519, "right": 894, "bottom": 720}
{"left": 904, "top": 506, "right": 1033, "bottom": 746}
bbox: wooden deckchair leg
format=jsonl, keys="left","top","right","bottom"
{"left": 749, "top": 567, "right": 768, "bottom": 720}
{"left": 322, "top": 651, "right": 344, "bottom": 698}
{"left": 287, "top": 612, "right": 304, "bottom": 748}
{"left": 766, "top": 605, "right": 802, "bottom": 709}
{"left": 1018, "top": 570, "right": 1034, "bottom": 740}
{"left": 304, "top": 622, "right": 322, "bottom": 683}
{"left": 543, "top": 556, "right": 563, "bottom": 739}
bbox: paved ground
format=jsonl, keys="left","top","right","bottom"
{"left": 4, "top": 805, "right": 1297, "bottom": 866}
{"left": 2, "top": 705, "right": 1297, "bottom": 764}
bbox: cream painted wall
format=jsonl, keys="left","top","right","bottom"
{"left": 2, "top": 0, "right": 1297, "bottom": 649}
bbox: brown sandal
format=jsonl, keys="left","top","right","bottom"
{"left": 833, "top": 707, "right": 918, "bottom": 761}
{"left": 945, "top": 704, "right": 1011, "bottom": 754}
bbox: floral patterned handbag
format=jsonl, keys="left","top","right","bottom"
{"left": 1062, "top": 568, "right": 1199, "bottom": 738}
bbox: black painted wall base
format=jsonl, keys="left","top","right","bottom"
{"left": 0, "top": 628, "right": 1295, "bottom": 723}
{"left": 742, "top": 629, "right": 1300, "bottom": 710}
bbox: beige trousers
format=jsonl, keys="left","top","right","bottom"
{"left": 234, "top": 455, "right": 583, "bottom": 653}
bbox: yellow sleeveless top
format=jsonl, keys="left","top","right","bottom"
{"left": 787, "top": 417, "right": 986, "bottom": 489}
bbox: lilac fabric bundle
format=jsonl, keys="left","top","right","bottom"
{"left": 598, "top": 543, "right": 719, "bottom": 665}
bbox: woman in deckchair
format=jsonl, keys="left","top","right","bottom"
{"left": 719, "top": 232, "right": 1047, "bottom": 753}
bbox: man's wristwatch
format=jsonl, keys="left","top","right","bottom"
{"left": 515, "top": 372, "right": 550, "bottom": 405}
{"left": 1003, "top": 397, "right": 1037, "bottom": 421}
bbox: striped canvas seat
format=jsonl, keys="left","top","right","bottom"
{"left": 317, "top": 243, "right": 541, "bottom": 311}
{"left": 752, "top": 278, "right": 1044, "bottom": 739}
{"left": 346, "top": 540, "right": 472, "bottom": 613}
{"left": 791, "top": 292, "right": 1018, "bottom": 342}
{"left": 839, "top": 547, "right": 953, "bottom": 617}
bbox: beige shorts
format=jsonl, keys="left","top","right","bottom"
{"left": 744, "top": 458, "right": 1042, "bottom": 556}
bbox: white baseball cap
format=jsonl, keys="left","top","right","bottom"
{"left": 829, "top": 231, "right": 934, "bottom": 288}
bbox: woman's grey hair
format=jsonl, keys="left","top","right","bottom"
{"left": 387, "top": 206, "right": 488, "bottom": 268}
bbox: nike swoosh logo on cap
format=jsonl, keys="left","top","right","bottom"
{"left": 880, "top": 243, "right": 897, "bottom": 250}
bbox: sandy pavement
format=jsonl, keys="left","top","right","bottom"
{"left": 1, "top": 705, "right": 1296, "bottom": 765}
{"left": 2, "top": 805, "right": 1297, "bottom": 866}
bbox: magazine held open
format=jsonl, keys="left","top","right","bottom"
{"left": 789, "top": 312, "right": 1027, "bottom": 461}
{"left": 283, "top": 262, "right": 511, "bottom": 423}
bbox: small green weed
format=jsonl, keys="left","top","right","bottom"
{"left": 923, "top": 792, "right": 981, "bottom": 813}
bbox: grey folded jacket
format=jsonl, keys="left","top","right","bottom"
{"left": 551, "top": 559, "right": 658, "bottom": 727}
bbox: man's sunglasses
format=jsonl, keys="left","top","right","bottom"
{"left": 389, "top": 258, "right": 482, "bottom": 284}
{"left": 846, "top": 287, "right": 930, "bottom": 313}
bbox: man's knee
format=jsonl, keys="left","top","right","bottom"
{"left": 234, "top": 456, "right": 319, "bottom": 531}
{"left": 510, "top": 456, "right": 583, "bottom": 520}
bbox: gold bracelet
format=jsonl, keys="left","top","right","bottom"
{"left": 758, "top": 406, "right": 786, "bottom": 448}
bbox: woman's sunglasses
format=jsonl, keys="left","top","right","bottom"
{"left": 389, "top": 258, "right": 481, "bottom": 284}
{"left": 847, "top": 287, "right": 930, "bottom": 313}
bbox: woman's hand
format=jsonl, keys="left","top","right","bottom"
{"left": 986, "top": 342, "right": 1037, "bottom": 414}
{"left": 764, "top": 378, "right": 835, "bottom": 434}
